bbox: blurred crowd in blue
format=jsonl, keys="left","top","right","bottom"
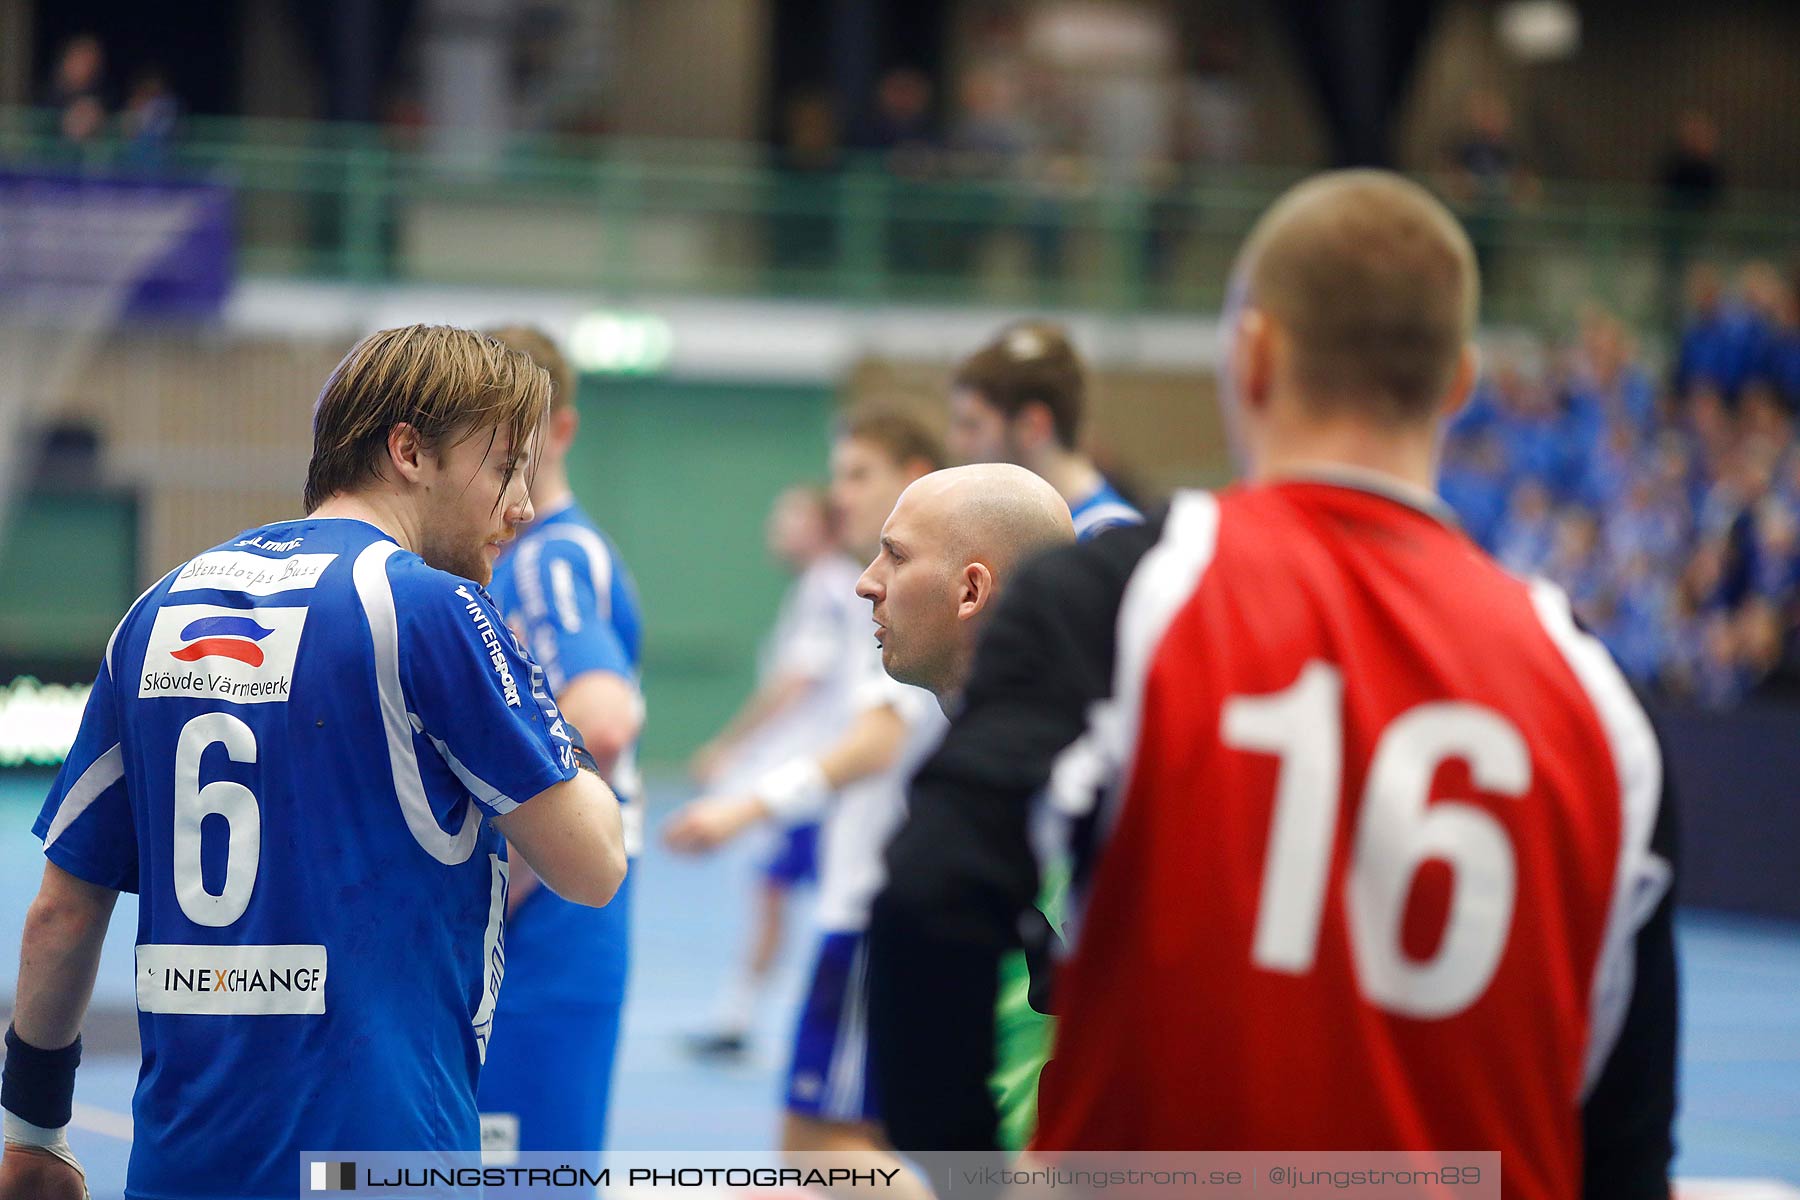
{"left": 1439, "top": 262, "right": 1800, "bottom": 707}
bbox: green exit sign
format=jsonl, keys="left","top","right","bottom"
{"left": 569, "top": 312, "right": 674, "bottom": 375}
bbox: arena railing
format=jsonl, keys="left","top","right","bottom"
{"left": 3, "top": 107, "right": 1797, "bottom": 328}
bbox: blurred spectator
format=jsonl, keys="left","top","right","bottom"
{"left": 1580, "top": 420, "right": 1638, "bottom": 517}
{"left": 1658, "top": 110, "right": 1723, "bottom": 324}
{"left": 1607, "top": 476, "right": 1688, "bottom": 576}
{"left": 1685, "top": 382, "right": 1736, "bottom": 476}
{"left": 1675, "top": 264, "right": 1763, "bottom": 401}
{"left": 866, "top": 68, "right": 943, "bottom": 282}
{"left": 1571, "top": 308, "right": 1656, "bottom": 434}
{"left": 948, "top": 65, "right": 1033, "bottom": 178}
{"left": 770, "top": 90, "right": 843, "bottom": 277}
{"left": 1752, "top": 498, "right": 1800, "bottom": 601}
{"left": 1437, "top": 429, "right": 1510, "bottom": 548}
{"left": 781, "top": 90, "right": 842, "bottom": 174}
{"left": 1147, "top": 26, "right": 1252, "bottom": 292}
{"left": 1490, "top": 362, "right": 1586, "bottom": 500}
{"left": 1739, "top": 598, "right": 1795, "bottom": 697}
{"left": 1177, "top": 27, "right": 1252, "bottom": 169}
{"left": 1741, "top": 382, "right": 1794, "bottom": 444}
{"left": 122, "top": 68, "right": 180, "bottom": 168}
{"left": 1544, "top": 508, "right": 1606, "bottom": 611}
{"left": 1439, "top": 264, "right": 1800, "bottom": 707}
{"left": 48, "top": 34, "right": 107, "bottom": 144}
{"left": 1605, "top": 552, "right": 1675, "bottom": 685}
{"left": 1698, "top": 439, "right": 1777, "bottom": 606}
{"left": 1652, "top": 430, "right": 1705, "bottom": 515}
{"left": 1740, "top": 261, "right": 1791, "bottom": 362}
{"left": 1448, "top": 91, "right": 1521, "bottom": 200}
{"left": 947, "top": 64, "right": 1067, "bottom": 288}
{"left": 1660, "top": 110, "right": 1724, "bottom": 215}
{"left": 1753, "top": 285, "right": 1800, "bottom": 413}
{"left": 867, "top": 68, "right": 938, "bottom": 168}
{"left": 1443, "top": 91, "right": 1533, "bottom": 296}
{"left": 1493, "top": 480, "right": 1556, "bottom": 576}
{"left": 1778, "top": 444, "right": 1800, "bottom": 512}
{"left": 1692, "top": 611, "right": 1747, "bottom": 707}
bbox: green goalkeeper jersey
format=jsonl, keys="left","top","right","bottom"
{"left": 988, "top": 865, "right": 1069, "bottom": 1151}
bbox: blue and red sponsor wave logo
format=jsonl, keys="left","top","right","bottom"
{"left": 169, "top": 615, "right": 275, "bottom": 667}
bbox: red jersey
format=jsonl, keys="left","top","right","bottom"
{"left": 1032, "top": 481, "right": 1668, "bottom": 1200}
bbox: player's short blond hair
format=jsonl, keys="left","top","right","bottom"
{"left": 1238, "top": 170, "right": 1479, "bottom": 425}
{"left": 304, "top": 324, "right": 551, "bottom": 512}
{"left": 486, "top": 325, "right": 577, "bottom": 413}
{"left": 840, "top": 404, "right": 947, "bottom": 474}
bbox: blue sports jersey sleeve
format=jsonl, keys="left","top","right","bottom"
{"left": 1070, "top": 481, "right": 1144, "bottom": 543}
{"left": 397, "top": 564, "right": 580, "bottom": 816}
{"left": 34, "top": 660, "right": 137, "bottom": 892}
{"left": 520, "top": 535, "right": 632, "bottom": 692}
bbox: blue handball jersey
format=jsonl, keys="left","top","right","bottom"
{"left": 1069, "top": 478, "right": 1142, "bottom": 541}
{"left": 486, "top": 497, "right": 642, "bottom": 1009}
{"left": 33, "top": 517, "right": 580, "bottom": 1200}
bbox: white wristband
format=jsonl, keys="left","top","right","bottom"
{"left": 3, "top": 1107, "right": 86, "bottom": 1179}
{"left": 754, "top": 757, "right": 830, "bottom": 823}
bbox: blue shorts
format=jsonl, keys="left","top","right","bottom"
{"left": 477, "top": 872, "right": 631, "bottom": 1163}
{"left": 477, "top": 1000, "right": 622, "bottom": 1169}
{"left": 784, "top": 930, "right": 879, "bottom": 1123}
{"left": 763, "top": 820, "right": 820, "bottom": 888}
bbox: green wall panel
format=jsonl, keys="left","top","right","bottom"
{"left": 563, "top": 376, "right": 838, "bottom": 767}
{"left": 0, "top": 491, "right": 138, "bottom": 672}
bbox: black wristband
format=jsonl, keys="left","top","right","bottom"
{"left": 571, "top": 743, "right": 601, "bottom": 777}
{"left": 1, "top": 1025, "right": 82, "bottom": 1130}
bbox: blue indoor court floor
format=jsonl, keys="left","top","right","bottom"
{"left": 1, "top": 771, "right": 1796, "bottom": 1199}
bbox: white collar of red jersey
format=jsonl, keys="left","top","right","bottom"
{"left": 1266, "top": 463, "right": 1461, "bottom": 529}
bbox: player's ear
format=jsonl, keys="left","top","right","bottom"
{"left": 554, "top": 404, "right": 580, "bottom": 446}
{"left": 387, "top": 422, "right": 428, "bottom": 484}
{"left": 1233, "top": 308, "right": 1275, "bottom": 415}
{"left": 958, "top": 561, "right": 995, "bottom": 621}
{"left": 1437, "top": 343, "right": 1480, "bottom": 423}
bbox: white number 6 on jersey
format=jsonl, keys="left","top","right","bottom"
{"left": 174, "top": 712, "right": 262, "bottom": 927}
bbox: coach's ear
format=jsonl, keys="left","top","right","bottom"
{"left": 386, "top": 422, "right": 428, "bottom": 485}
{"left": 957, "top": 560, "right": 997, "bottom": 622}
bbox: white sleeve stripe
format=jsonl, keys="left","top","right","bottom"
{"left": 434, "top": 737, "right": 521, "bottom": 814}
{"left": 550, "top": 558, "right": 583, "bottom": 633}
{"left": 1073, "top": 502, "right": 1143, "bottom": 539}
{"left": 352, "top": 542, "right": 482, "bottom": 865}
{"left": 1053, "top": 491, "right": 1220, "bottom": 951}
{"left": 1527, "top": 579, "right": 1667, "bottom": 1099}
{"left": 1097, "top": 491, "right": 1220, "bottom": 839}
{"left": 515, "top": 539, "right": 548, "bottom": 621}
{"left": 546, "top": 527, "right": 614, "bottom": 623}
{"left": 43, "top": 744, "right": 124, "bottom": 851}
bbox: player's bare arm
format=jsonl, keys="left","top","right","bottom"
{"left": 558, "top": 670, "right": 643, "bottom": 783}
{"left": 663, "top": 701, "right": 908, "bottom": 854}
{"left": 504, "top": 668, "right": 641, "bottom": 917}
{"left": 492, "top": 752, "right": 627, "bottom": 908}
{"left": 688, "top": 673, "right": 815, "bottom": 784}
{"left": 1, "top": 863, "right": 118, "bottom": 1200}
